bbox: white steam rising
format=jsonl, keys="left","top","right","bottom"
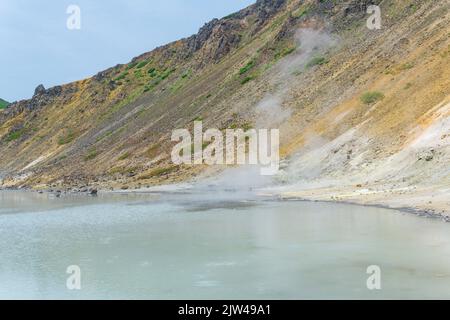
{"left": 255, "top": 28, "right": 338, "bottom": 129}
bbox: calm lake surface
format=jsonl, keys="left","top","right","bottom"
{"left": 1, "top": 190, "right": 450, "bottom": 300}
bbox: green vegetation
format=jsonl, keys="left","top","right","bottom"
{"left": 58, "top": 130, "right": 75, "bottom": 145}
{"left": 192, "top": 116, "right": 203, "bottom": 122}
{"left": 109, "top": 166, "right": 137, "bottom": 175}
{"left": 145, "top": 78, "right": 162, "bottom": 92}
{"left": 399, "top": 62, "right": 414, "bottom": 70}
{"left": 160, "top": 68, "right": 176, "bottom": 80}
{"left": 106, "top": 88, "right": 143, "bottom": 116}
{"left": 404, "top": 82, "right": 413, "bottom": 90}
{"left": 136, "top": 60, "right": 150, "bottom": 69}
{"left": 125, "top": 62, "right": 139, "bottom": 70}
{"left": 118, "top": 152, "right": 131, "bottom": 161}
{"left": 292, "top": 5, "right": 311, "bottom": 19}
{"left": 6, "top": 129, "right": 24, "bottom": 142}
{"left": 0, "top": 98, "right": 9, "bottom": 109}
{"left": 409, "top": 4, "right": 418, "bottom": 13}
{"left": 239, "top": 60, "right": 255, "bottom": 75}
{"left": 306, "top": 56, "right": 327, "bottom": 68}
{"left": 361, "top": 91, "right": 385, "bottom": 105}
{"left": 84, "top": 148, "right": 98, "bottom": 161}
{"left": 170, "top": 70, "right": 192, "bottom": 93}
{"left": 138, "top": 166, "right": 178, "bottom": 180}
{"left": 146, "top": 144, "right": 160, "bottom": 158}
{"left": 143, "top": 68, "right": 176, "bottom": 92}
{"left": 96, "top": 130, "right": 114, "bottom": 142}
{"left": 134, "top": 69, "right": 144, "bottom": 79}
{"left": 224, "top": 12, "right": 237, "bottom": 19}
{"left": 275, "top": 46, "right": 296, "bottom": 59}
{"left": 114, "top": 72, "right": 129, "bottom": 82}
{"left": 181, "top": 69, "right": 192, "bottom": 79}
{"left": 242, "top": 121, "right": 253, "bottom": 131}
{"left": 241, "top": 76, "right": 255, "bottom": 85}
{"left": 229, "top": 121, "right": 253, "bottom": 131}
{"left": 147, "top": 68, "right": 157, "bottom": 77}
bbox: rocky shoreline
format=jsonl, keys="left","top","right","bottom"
{"left": 2, "top": 180, "right": 449, "bottom": 224}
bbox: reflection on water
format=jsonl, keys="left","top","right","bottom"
{"left": 0, "top": 190, "right": 450, "bottom": 299}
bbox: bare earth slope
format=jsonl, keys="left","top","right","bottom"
{"left": 1, "top": 0, "right": 449, "bottom": 216}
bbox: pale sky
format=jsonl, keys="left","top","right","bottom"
{"left": 0, "top": 0, "right": 255, "bottom": 102}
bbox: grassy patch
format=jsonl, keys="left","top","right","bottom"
{"left": 147, "top": 68, "right": 157, "bottom": 77}
{"left": 181, "top": 70, "right": 192, "bottom": 79}
{"left": 144, "top": 68, "right": 176, "bottom": 92}
{"left": 146, "top": 144, "right": 161, "bottom": 158}
{"left": 241, "top": 76, "right": 255, "bottom": 85}
{"left": 239, "top": 60, "right": 255, "bottom": 75}
{"left": 58, "top": 130, "right": 75, "bottom": 145}
{"left": 170, "top": 70, "right": 192, "bottom": 93}
{"left": 242, "top": 121, "right": 253, "bottom": 131}
{"left": 109, "top": 166, "right": 137, "bottom": 175}
{"left": 125, "top": 62, "right": 138, "bottom": 70}
{"left": 399, "top": 62, "right": 414, "bottom": 70}
{"left": 114, "top": 72, "right": 129, "bottom": 82}
{"left": 138, "top": 166, "right": 178, "bottom": 180}
{"left": 118, "top": 152, "right": 131, "bottom": 161}
{"left": 275, "top": 46, "right": 296, "bottom": 59}
{"left": 0, "top": 98, "right": 9, "bottom": 109}
{"left": 361, "top": 91, "right": 385, "bottom": 105}
{"left": 134, "top": 69, "right": 144, "bottom": 79}
{"left": 6, "top": 129, "right": 24, "bottom": 142}
{"left": 84, "top": 148, "right": 98, "bottom": 161}
{"left": 292, "top": 5, "right": 310, "bottom": 19}
{"left": 160, "top": 68, "right": 176, "bottom": 80}
{"left": 136, "top": 60, "right": 150, "bottom": 69}
{"left": 107, "top": 88, "right": 142, "bottom": 115}
{"left": 306, "top": 56, "right": 327, "bottom": 68}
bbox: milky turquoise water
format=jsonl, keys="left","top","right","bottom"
{"left": 1, "top": 190, "right": 450, "bottom": 299}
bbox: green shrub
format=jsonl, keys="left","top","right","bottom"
{"left": 114, "top": 72, "right": 129, "bottom": 81}
{"left": 361, "top": 91, "right": 385, "bottom": 105}
{"left": 160, "top": 68, "right": 176, "bottom": 80}
{"left": 58, "top": 130, "right": 75, "bottom": 145}
{"left": 84, "top": 148, "right": 98, "bottom": 161}
{"left": 134, "top": 69, "right": 143, "bottom": 78}
{"left": 275, "top": 46, "right": 296, "bottom": 59}
{"left": 125, "top": 62, "right": 138, "bottom": 70}
{"left": 399, "top": 62, "right": 414, "bottom": 70}
{"left": 242, "top": 122, "right": 253, "bottom": 131}
{"left": 241, "top": 76, "right": 255, "bottom": 85}
{"left": 292, "top": 5, "right": 310, "bottom": 19}
{"left": 0, "top": 99, "right": 8, "bottom": 109}
{"left": 118, "top": 152, "right": 130, "bottom": 160}
{"left": 181, "top": 70, "right": 192, "bottom": 79}
{"left": 138, "top": 166, "right": 177, "bottom": 180}
{"left": 136, "top": 61, "right": 149, "bottom": 69}
{"left": 239, "top": 60, "right": 255, "bottom": 75}
{"left": 7, "top": 129, "right": 24, "bottom": 142}
{"left": 306, "top": 56, "right": 327, "bottom": 68}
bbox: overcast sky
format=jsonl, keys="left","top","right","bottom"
{"left": 0, "top": 0, "right": 255, "bottom": 102}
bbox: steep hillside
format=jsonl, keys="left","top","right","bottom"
{"left": 0, "top": 0, "right": 449, "bottom": 215}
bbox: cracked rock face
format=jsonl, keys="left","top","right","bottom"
{"left": 34, "top": 84, "right": 46, "bottom": 96}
